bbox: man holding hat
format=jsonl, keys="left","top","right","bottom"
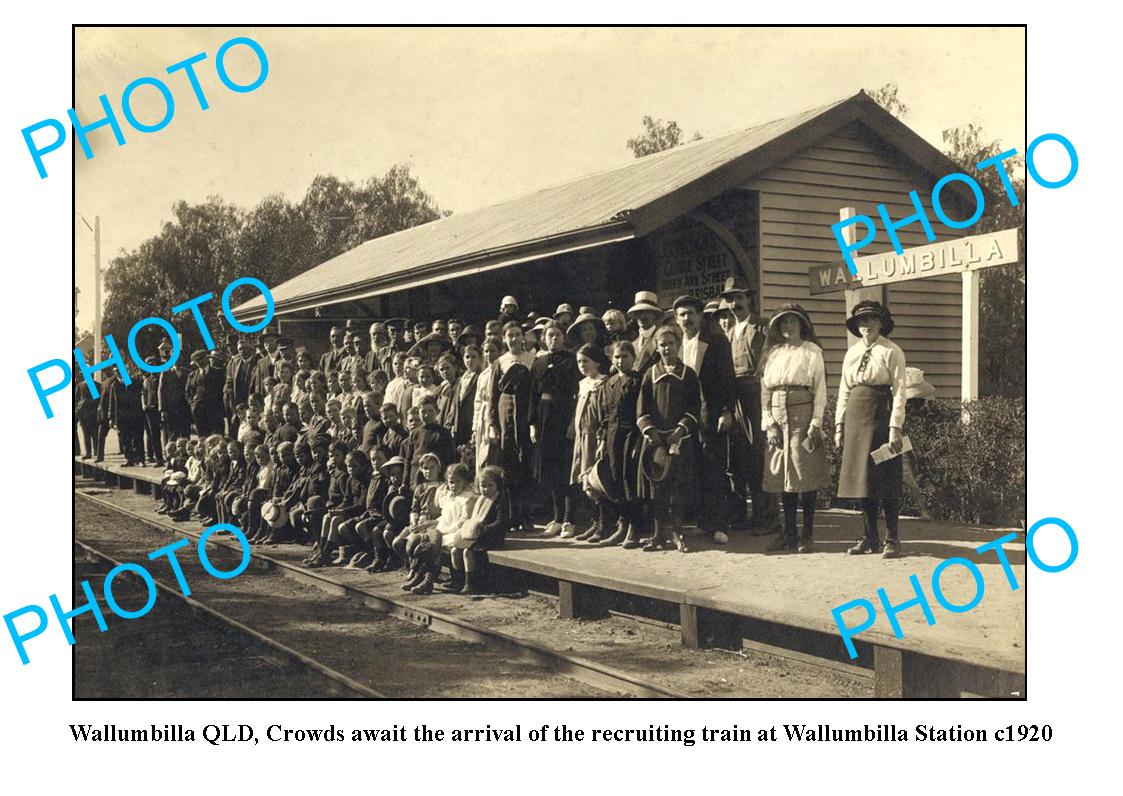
{"left": 674, "top": 293, "right": 736, "bottom": 544}
{"left": 721, "top": 275, "right": 777, "bottom": 531}
{"left": 627, "top": 290, "right": 666, "bottom": 374}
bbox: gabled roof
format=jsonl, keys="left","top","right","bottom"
{"left": 236, "top": 91, "right": 969, "bottom": 320}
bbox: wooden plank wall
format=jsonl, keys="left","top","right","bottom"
{"left": 744, "top": 122, "right": 964, "bottom": 398}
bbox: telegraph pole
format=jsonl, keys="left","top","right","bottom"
{"left": 94, "top": 215, "right": 101, "bottom": 353}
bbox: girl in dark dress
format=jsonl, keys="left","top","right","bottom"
{"left": 445, "top": 466, "right": 511, "bottom": 595}
{"left": 636, "top": 326, "right": 701, "bottom": 552}
{"left": 530, "top": 322, "right": 580, "bottom": 537}
{"left": 596, "top": 340, "right": 643, "bottom": 548}
{"left": 488, "top": 322, "right": 535, "bottom": 532}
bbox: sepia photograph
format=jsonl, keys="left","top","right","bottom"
{"left": 70, "top": 25, "right": 1027, "bottom": 700}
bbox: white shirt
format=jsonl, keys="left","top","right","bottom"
{"left": 835, "top": 336, "right": 907, "bottom": 430}
{"left": 760, "top": 341, "right": 827, "bottom": 430}
{"left": 681, "top": 333, "right": 703, "bottom": 375}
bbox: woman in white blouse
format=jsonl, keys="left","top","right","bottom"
{"left": 759, "top": 304, "right": 830, "bottom": 553}
{"left": 834, "top": 300, "right": 907, "bottom": 559}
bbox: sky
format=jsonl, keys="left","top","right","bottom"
{"left": 73, "top": 26, "right": 1025, "bottom": 331}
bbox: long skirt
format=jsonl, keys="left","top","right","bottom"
{"left": 763, "top": 387, "right": 830, "bottom": 494}
{"left": 837, "top": 384, "right": 902, "bottom": 499}
{"left": 605, "top": 424, "right": 641, "bottom": 503}
{"left": 497, "top": 392, "right": 531, "bottom": 489}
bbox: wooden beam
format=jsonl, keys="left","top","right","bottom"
{"left": 874, "top": 647, "right": 961, "bottom": 698}
{"left": 557, "top": 581, "right": 606, "bottom": 620}
{"left": 962, "top": 269, "right": 980, "bottom": 402}
{"left": 680, "top": 604, "right": 742, "bottom": 650}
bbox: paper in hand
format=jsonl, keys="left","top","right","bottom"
{"left": 870, "top": 435, "right": 912, "bottom": 464}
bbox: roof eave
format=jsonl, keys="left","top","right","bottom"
{"left": 233, "top": 219, "right": 634, "bottom": 322}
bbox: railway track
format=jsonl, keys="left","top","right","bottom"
{"left": 75, "top": 488, "right": 691, "bottom": 698}
{"left": 74, "top": 540, "right": 383, "bottom": 698}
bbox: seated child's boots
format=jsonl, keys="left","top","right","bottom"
{"left": 365, "top": 550, "right": 387, "bottom": 573}
{"left": 460, "top": 572, "right": 481, "bottom": 596}
{"left": 409, "top": 572, "right": 434, "bottom": 595}
{"left": 347, "top": 550, "right": 371, "bottom": 569}
{"left": 331, "top": 545, "right": 352, "bottom": 565}
{"left": 441, "top": 570, "right": 465, "bottom": 593}
{"left": 401, "top": 562, "right": 424, "bottom": 591}
{"left": 302, "top": 542, "right": 323, "bottom": 564}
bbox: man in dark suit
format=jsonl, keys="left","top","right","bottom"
{"left": 191, "top": 350, "right": 227, "bottom": 436}
{"left": 721, "top": 276, "right": 778, "bottom": 532}
{"left": 319, "top": 325, "right": 347, "bottom": 375}
{"left": 250, "top": 332, "right": 278, "bottom": 397}
{"left": 224, "top": 335, "right": 258, "bottom": 437}
{"left": 627, "top": 290, "right": 665, "bottom": 374}
{"left": 141, "top": 358, "right": 164, "bottom": 465}
{"left": 157, "top": 339, "right": 191, "bottom": 442}
{"left": 674, "top": 294, "right": 736, "bottom": 544}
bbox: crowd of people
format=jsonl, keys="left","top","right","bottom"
{"left": 75, "top": 276, "right": 914, "bottom": 595}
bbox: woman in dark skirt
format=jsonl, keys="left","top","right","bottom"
{"left": 834, "top": 300, "right": 908, "bottom": 559}
{"left": 596, "top": 340, "right": 643, "bottom": 548}
{"left": 488, "top": 322, "right": 536, "bottom": 532}
{"left": 530, "top": 321, "right": 580, "bottom": 537}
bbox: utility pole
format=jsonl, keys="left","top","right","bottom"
{"left": 94, "top": 215, "right": 102, "bottom": 354}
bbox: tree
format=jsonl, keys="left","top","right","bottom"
{"left": 626, "top": 115, "right": 702, "bottom": 158}
{"left": 866, "top": 82, "right": 909, "bottom": 118}
{"left": 100, "top": 164, "right": 445, "bottom": 360}
{"left": 941, "top": 123, "right": 1026, "bottom": 398}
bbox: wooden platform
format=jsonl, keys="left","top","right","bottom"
{"left": 74, "top": 453, "right": 1026, "bottom": 698}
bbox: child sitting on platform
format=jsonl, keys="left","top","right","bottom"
{"left": 402, "top": 462, "right": 475, "bottom": 595}
{"left": 444, "top": 465, "right": 510, "bottom": 595}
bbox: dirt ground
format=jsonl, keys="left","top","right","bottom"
{"left": 77, "top": 481, "right": 874, "bottom": 697}
{"left": 75, "top": 497, "right": 609, "bottom": 698}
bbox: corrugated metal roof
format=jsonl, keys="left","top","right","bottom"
{"left": 237, "top": 92, "right": 951, "bottom": 319}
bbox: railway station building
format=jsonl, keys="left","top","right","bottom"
{"left": 234, "top": 91, "right": 979, "bottom": 397}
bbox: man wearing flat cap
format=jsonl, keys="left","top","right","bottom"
{"left": 674, "top": 294, "right": 737, "bottom": 544}
{"left": 720, "top": 275, "right": 777, "bottom": 531}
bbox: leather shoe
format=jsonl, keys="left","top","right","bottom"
{"left": 766, "top": 534, "right": 797, "bottom": 553}
{"left": 848, "top": 538, "right": 880, "bottom": 555}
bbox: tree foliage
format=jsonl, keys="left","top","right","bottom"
{"left": 101, "top": 165, "right": 444, "bottom": 357}
{"left": 866, "top": 82, "right": 909, "bottom": 118}
{"left": 626, "top": 115, "right": 702, "bottom": 158}
{"left": 941, "top": 123, "right": 1027, "bottom": 398}
{"left": 867, "top": 83, "right": 1025, "bottom": 398}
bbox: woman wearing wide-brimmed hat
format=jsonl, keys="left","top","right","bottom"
{"left": 758, "top": 304, "right": 830, "bottom": 553}
{"left": 566, "top": 312, "right": 608, "bottom": 351}
{"left": 835, "top": 300, "right": 908, "bottom": 559}
{"left": 569, "top": 343, "right": 613, "bottom": 542}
